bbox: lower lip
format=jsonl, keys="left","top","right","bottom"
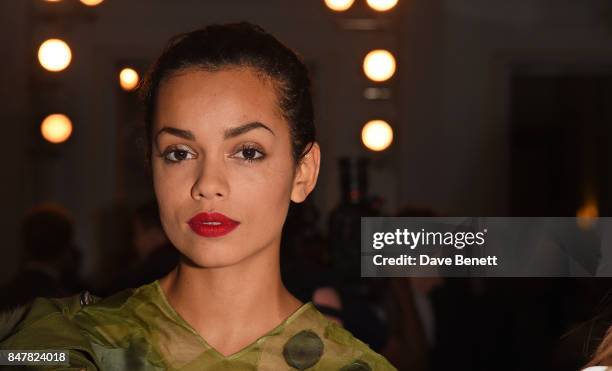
{"left": 188, "top": 221, "right": 239, "bottom": 238}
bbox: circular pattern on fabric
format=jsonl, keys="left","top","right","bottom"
{"left": 340, "top": 360, "right": 372, "bottom": 371}
{"left": 282, "top": 330, "right": 324, "bottom": 370}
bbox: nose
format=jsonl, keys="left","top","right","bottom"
{"left": 191, "top": 157, "right": 229, "bottom": 201}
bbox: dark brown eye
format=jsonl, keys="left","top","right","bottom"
{"left": 242, "top": 147, "right": 257, "bottom": 159}
{"left": 163, "top": 147, "right": 196, "bottom": 163}
{"left": 234, "top": 145, "right": 265, "bottom": 162}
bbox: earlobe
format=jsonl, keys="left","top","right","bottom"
{"left": 290, "top": 142, "right": 321, "bottom": 203}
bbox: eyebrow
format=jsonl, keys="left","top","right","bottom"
{"left": 223, "top": 121, "right": 275, "bottom": 139}
{"left": 155, "top": 121, "right": 275, "bottom": 143}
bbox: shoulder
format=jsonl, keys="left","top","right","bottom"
{"left": 0, "top": 287, "right": 140, "bottom": 370}
{"left": 0, "top": 292, "right": 102, "bottom": 370}
{"left": 282, "top": 303, "right": 397, "bottom": 370}
{"left": 0, "top": 292, "right": 88, "bottom": 345}
{"left": 0, "top": 304, "right": 30, "bottom": 342}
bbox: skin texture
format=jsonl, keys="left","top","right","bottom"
{"left": 153, "top": 67, "right": 321, "bottom": 357}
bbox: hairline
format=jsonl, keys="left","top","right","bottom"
{"left": 151, "top": 63, "right": 302, "bottom": 161}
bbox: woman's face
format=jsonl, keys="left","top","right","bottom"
{"left": 152, "top": 67, "right": 317, "bottom": 268}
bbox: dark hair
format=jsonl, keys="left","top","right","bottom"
{"left": 140, "top": 22, "right": 315, "bottom": 167}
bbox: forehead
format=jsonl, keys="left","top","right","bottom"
{"left": 154, "top": 67, "right": 285, "bottom": 132}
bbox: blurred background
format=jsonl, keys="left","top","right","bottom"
{"left": 1, "top": 0, "right": 612, "bottom": 370}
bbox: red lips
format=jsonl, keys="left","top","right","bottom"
{"left": 187, "top": 212, "right": 240, "bottom": 238}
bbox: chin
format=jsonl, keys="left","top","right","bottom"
{"left": 178, "top": 245, "right": 258, "bottom": 269}
{"left": 179, "top": 249, "right": 237, "bottom": 269}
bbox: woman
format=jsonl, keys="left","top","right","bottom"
{"left": 0, "top": 23, "right": 396, "bottom": 370}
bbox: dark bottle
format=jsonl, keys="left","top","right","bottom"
{"left": 328, "top": 156, "right": 379, "bottom": 286}
{"left": 327, "top": 157, "right": 388, "bottom": 351}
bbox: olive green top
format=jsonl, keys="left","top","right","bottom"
{"left": 0, "top": 280, "right": 397, "bottom": 370}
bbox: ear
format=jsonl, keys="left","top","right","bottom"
{"left": 291, "top": 142, "right": 321, "bottom": 203}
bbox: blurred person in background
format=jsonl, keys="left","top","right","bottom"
{"left": 104, "top": 199, "right": 179, "bottom": 294}
{"left": 379, "top": 205, "right": 477, "bottom": 371}
{"left": 0, "top": 202, "right": 82, "bottom": 311}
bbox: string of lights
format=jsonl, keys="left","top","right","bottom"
{"left": 37, "top": 0, "right": 139, "bottom": 145}
{"left": 324, "top": 0, "right": 397, "bottom": 152}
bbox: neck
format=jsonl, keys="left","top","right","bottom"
{"left": 158, "top": 241, "right": 303, "bottom": 356}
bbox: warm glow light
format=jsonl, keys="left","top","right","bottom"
{"left": 366, "top": 0, "right": 398, "bottom": 12}
{"left": 41, "top": 114, "right": 73, "bottom": 144}
{"left": 577, "top": 198, "right": 599, "bottom": 230}
{"left": 38, "top": 39, "right": 72, "bottom": 72}
{"left": 324, "top": 0, "right": 355, "bottom": 11}
{"left": 362, "top": 120, "right": 393, "bottom": 151}
{"left": 363, "top": 49, "right": 396, "bottom": 82}
{"left": 119, "top": 68, "right": 140, "bottom": 91}
{"left": 79, "top": 0, "right": 104, "bottom": 6}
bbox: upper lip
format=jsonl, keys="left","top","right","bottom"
{"left": 188, "top": 212, "right": 239, "bottom": 225}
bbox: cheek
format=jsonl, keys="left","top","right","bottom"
{"left": 232, "top": 159, "right": 294, "bottom": 201}
{"left": 153, "top": 160, "right": 192, "bottom": 193}
{"left": 152, "top": 163, "right": 190, "bottom": 229}
{"left": 230, "top": 163, "right": 295, "bottom": 234}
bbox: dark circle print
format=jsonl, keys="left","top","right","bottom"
{"left": 340, "top": 360, "right": 372, "bottom": 371}
{"left": 282, "top": 330, "right": 324, "bottom": 369}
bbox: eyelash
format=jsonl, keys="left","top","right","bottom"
{"left": 232, "top": 144, "right": 266, "bottom": 163}
{"left": 160, "top": 145, "right": 197, "bottom": 164}
{"left": 159, "top": 144, "right": 266, "bottom": 164}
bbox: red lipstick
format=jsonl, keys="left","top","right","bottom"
{"left": 187, "top": 212, "right": 240, "bottom": 238}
